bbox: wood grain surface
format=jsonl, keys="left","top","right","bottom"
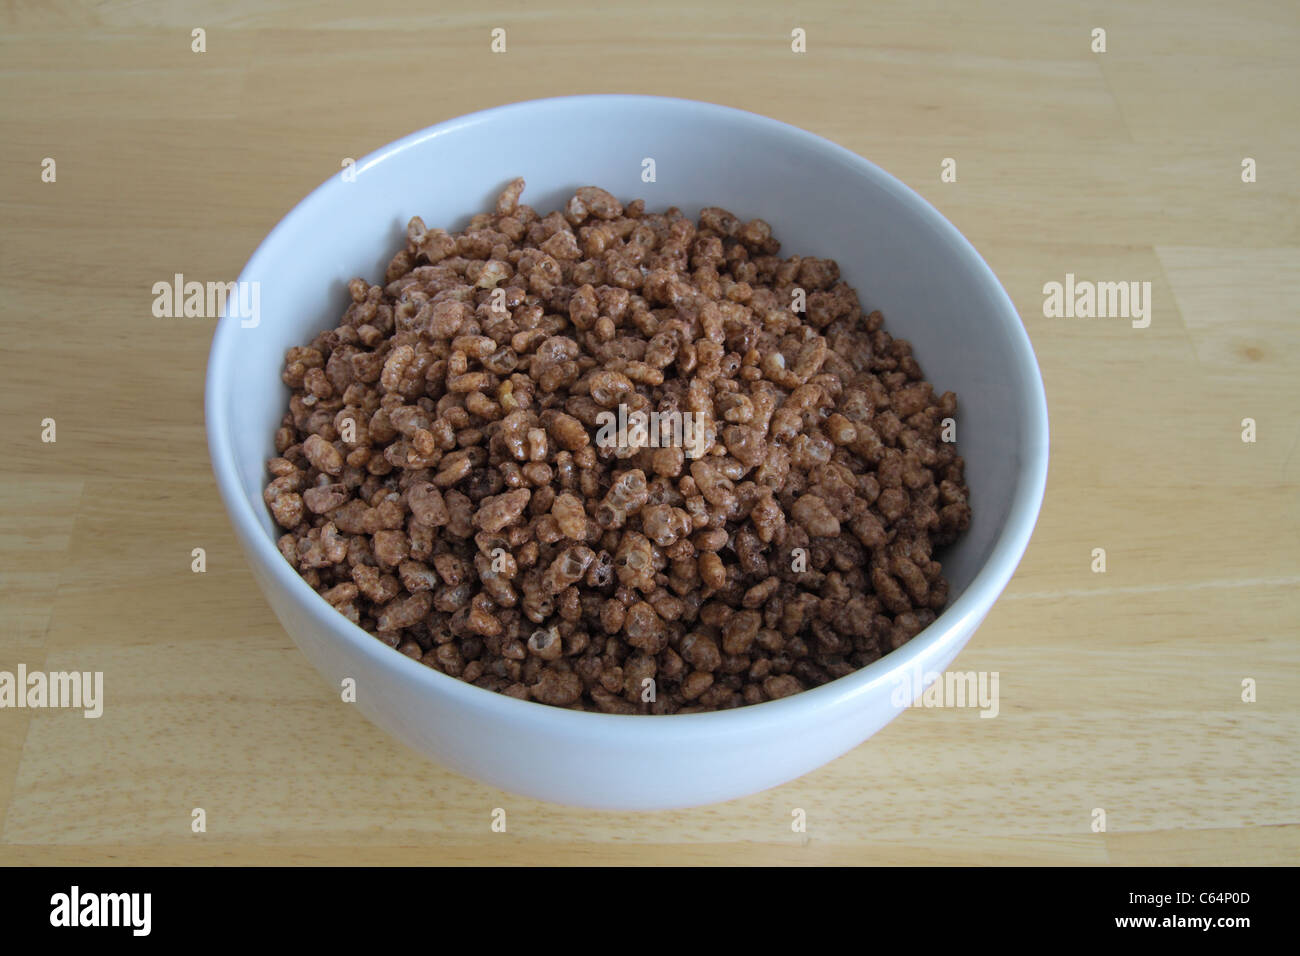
{"left": 1, "top": 0, "right": 1296, "bottom": 865}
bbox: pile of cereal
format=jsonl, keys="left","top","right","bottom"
{"left": 264, "top": 179, "right": 971, "bottom": 713}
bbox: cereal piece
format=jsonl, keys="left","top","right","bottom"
{"left": 398, "top": 559, "right": 439, "bottom": 592}
{"left": 551, "top": 493, "right": 588, "bottom": 540}
{"left": 791, "top": 494, "right": 840, "bottom": 537}
{"left": 474, "top": 488, "right": 531, "bottom": 533}
{"left": 302, "top": 434, "right": 343, "bottom": 476}
{"left": 530, "top": 666, "right": 583, "bottom": 706}
{"left": 270, "top": 492, "right": 304, "bottom": 529}
{"left": 376, "top": 592, "right": 432, "bottom": 631}
{"left": 302, "top": 483, "right": 349, "bottom": 514}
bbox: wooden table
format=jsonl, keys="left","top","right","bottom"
{"left": 2, "top": 1, "right": 1296, "bottom": 865}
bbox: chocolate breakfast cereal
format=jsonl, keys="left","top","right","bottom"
{"left": 264, "top": 180, "right": 971, "bottom": 713}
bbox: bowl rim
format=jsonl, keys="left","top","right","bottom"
{"left": 205, "top": 93, "right": 1050, "bottom": 732}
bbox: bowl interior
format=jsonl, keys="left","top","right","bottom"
{"left": 211, "top": 95, "right": 1046, "bottom": 672}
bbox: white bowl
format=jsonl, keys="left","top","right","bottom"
{"left": 206, "top": 95, "right": 1049, "bottom": 810}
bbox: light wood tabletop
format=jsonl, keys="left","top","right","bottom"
{"left": 1, "top": 0, "right": 1296, "bottom": 866}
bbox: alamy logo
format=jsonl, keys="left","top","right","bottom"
{"left": 50, "top": 886, "right": 151, "bottom": 936}
{"left": 151, "top": 273, "right": 260, "bottom": 327}
{"left": 1042, "top": 273, "right": 1151, "bottom": 328}
{"left": 0, "top": 665, "right": 103, "bottom": 718}
{"left": 594, "top": 404, "right": 707, "bottom": 459}
{"left": 890, "top": 664, "right": 1000, "bottom": 718}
